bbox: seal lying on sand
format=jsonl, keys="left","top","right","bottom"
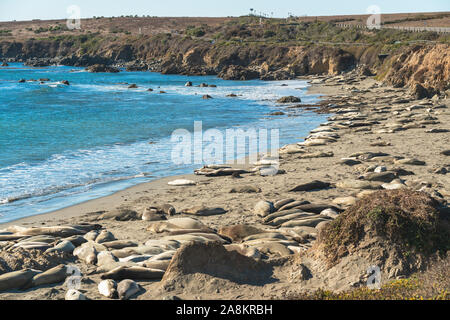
{"left": 0, "top": 269, "right": 41, "bottom": 292}
{"left": 100, "top": 266, "right": 165, "bottom": 281}
{"left": 146, "top": 217, "right": 212, "bottom": 233}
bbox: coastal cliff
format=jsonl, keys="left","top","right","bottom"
{"left": 1, "top": 18, "right": 449, "bottom": 93}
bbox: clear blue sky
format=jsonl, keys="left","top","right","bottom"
{"left": 0, "top": 0, "right": 449, "bottom": 22}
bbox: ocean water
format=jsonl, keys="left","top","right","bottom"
{"left": 0, "top": 63, "right": 327, "bottom": 223}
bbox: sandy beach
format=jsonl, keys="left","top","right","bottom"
{"left": 0, "top": 71, "right": 448, "bottom": 300}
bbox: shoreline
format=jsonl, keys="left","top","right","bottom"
{"left": 0, "top": 77, "right": 327, "bottom": 227}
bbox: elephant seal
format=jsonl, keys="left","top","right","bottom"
{"left": 0, "top": 269, "right": 41, "bottom": 292}
{"left": 142, "top": 208, "right": 167, "bottom": 222}
{"left": 73, "top": 242, "right": 106, "bottom": 265}
{"left": 98, "top": 279, "right": 118, "bottom": 299}
{"left": 281, "top": 217, "right": 330, "bottom": 228}
{"left": 18, "top": 235, "right": 57, "bottom": 244}
{"left": 29, "top": 265, "right": 68, "bottom": 288}
{"left": 139, "top": 260, "right": 171, "bottom": 271}
{"left": 9, "top": 226, "right": 86, "bottom": 237}
{"left": 45, "top": 240, "right": 75, "bottom": 254}
{"left": 13, "top": 242, "right": 53, "bottom": 251}
{"left": 268, "top": 212, "right": 318, "bottom": 227}
{"left": 181, "top": 206, "right": 227, "bottom": 217}
{"left": 218, "top": 225, "right": 265, "bottom": 242}
{"left": 103, "top": 240, "right": 138, "bottom": 250}
{"left": 273, "top": 198, "right": 295, "bottom": 210}
{"left": 100, "top": 266, "right": 165, "bottom": 281}
{"left": 64, "top": 235, "right": 87, "bottom": 247}
{"left": 84, "top": 230, "right": 99, "bottom": 241}
{"left": 119, "top": 255, "right": 153, "bottom": 263}
{"left": 111, "top": 246, "right": 165, "bottom": 259}
{"left": 118, "top": 279, "right": 141, "bottom": 300}
{"left": 97, "top": 251, "right": 119, "bottom": 267}
{"left": 160, "top": 204, "right": 176, "bottom": 216}
{"left": 161, "top": 233, "right": 227, "bottom": 244}
{"left": 277, "top": 200, "right": 310, "bottom": 212}
{"left": 95, "top": 230, "right": 116, "bottom": 244}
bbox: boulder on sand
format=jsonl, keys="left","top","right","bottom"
{"left": 162, "top": 242, "right": 273, "bottom": 285}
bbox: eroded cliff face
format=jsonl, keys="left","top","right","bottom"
{"left": 1, "top": 36, "right": 449, "bottom": 91}
{"left": 382, "top": 44, "right": 450, "bottom": 92}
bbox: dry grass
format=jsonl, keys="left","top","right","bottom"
{"left": 319, "top": 190, "right": 450, "bottom": 266}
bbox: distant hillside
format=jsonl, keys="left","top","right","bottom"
{"left": 0, "top": 14, "right": 449, "bottom": 93}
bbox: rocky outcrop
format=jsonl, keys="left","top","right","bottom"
{"left": 86, "top": 64, "right": 120, "bottom": 73}
{"left": 1, "top": 36, "right": 449, "bottom": 90}
{"left": 382, "top": 44, "right": 450, "bottom": 92}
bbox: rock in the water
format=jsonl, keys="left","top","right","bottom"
{"left": 98, "top": 279, "right": 118, "bottom": 299}
{"left": 290, "top": 181, "right": 331, "bottom": 192}
{"left": 277, "top": 96, "right": 301, "bottom": 103}
{"left": 254, "top": 201, "right": 275, "bottom": 217}
{"left": 117, "top": 279, "right": 141, "bottom": 300}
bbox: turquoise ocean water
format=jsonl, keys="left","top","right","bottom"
{"left": 0, "top": 63, "right": 327, "bottom": 223}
